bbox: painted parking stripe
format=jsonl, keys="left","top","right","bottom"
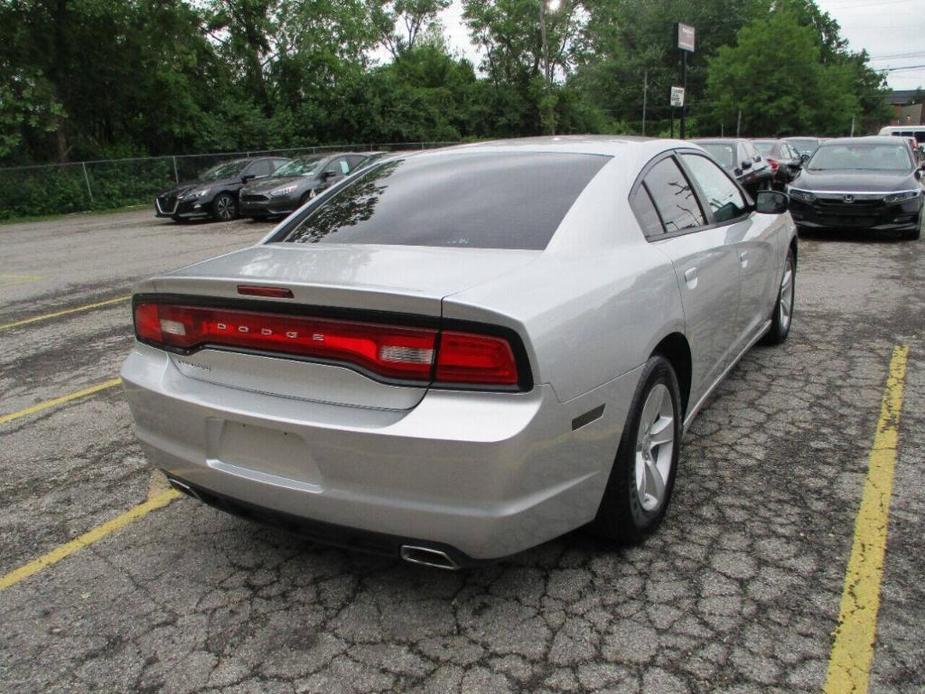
{"left": 0, "top": 378, "right": 122, "bottom": 425}
{"left": 0, "top": 295, "right": 130, "bottom": 331}
{"left": 0, "top": 487, "right": 181, "bottom": 592}
{"left": 824, "top": 345, "right": 909, "bottom": 693}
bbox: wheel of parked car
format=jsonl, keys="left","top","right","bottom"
{"left": 762, "top": 248, "right": 795, "bottom": 345}
{"left": 592, "top": 355, "right": 682, "bottom": 544}
{"left": 212, "top": 192, "right": 237, "bottom": 221}
{"left": 299, "top": 189, "right": 316, "bottom": 206}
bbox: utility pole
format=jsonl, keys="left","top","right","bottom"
{"left": 680, "top": 51, "right": 688, "bottom": 138}
{"left": 675, "top": 23, "right": 695, "bottom": 139}
{"left": 850, "top": 115, "right": 856, "bottom": 136}
{"left": 736, "top": 109, "right": 742, "bottom": 138}
{"left": 642, "top": 71, "right": 648, "bottom": 136}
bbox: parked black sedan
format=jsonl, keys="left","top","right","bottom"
{"left": 155, "top": 157, "right": 290, "bottom": 222}
{"left": 787, "top": 137, "right": 923, "bottom": 240}
{"left": 239, "top": 152, "right": 379, "bottom": 219}
{"left": 752, "top": 139, "right": 803, "bottom": 188}
{"left": 692, "top": 138, "right": 774, "bottom": 197}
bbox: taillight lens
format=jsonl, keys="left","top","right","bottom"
{"left": 134, "top": 303, "right": 437, "bottom": 380}
{"left": 767, "top": 158, "right": 779, "bottom": 171}
{"left": 435, "top": 331, "right": 519, "bottom": 386}
{"left": 133, "top": 302, "right": 523, "bottom": 389}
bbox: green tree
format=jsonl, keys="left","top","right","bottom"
{"left": 703, "top": 10, "right": 858, "bottom": 136}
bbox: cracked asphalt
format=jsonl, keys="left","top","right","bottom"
{"left": 1, "top": 209, "right": 923, "bottom": 693}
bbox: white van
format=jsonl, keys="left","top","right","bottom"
{"left": 879, "top": 125, "right": 925, "bottom": 145}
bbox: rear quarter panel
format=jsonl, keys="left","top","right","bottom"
{"left": 444, "top": 158, "right": 685, "bottom": 404}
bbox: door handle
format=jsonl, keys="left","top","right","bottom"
{"left": 683, "top": 267, "right": 698, "bottom": 288}
{"left": 739, "top": 250, "right": 749, "bottom": 268}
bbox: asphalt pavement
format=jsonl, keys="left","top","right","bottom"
{"left": 0, "top": 209, "right": 922, "bottom": 693}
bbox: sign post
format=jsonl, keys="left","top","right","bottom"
{"left": 675, "top": 23, "right": 695, "bottom": 139}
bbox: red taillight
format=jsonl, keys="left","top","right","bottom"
{"left": 435, "top": 331, "right": 519, "bottom": 386}
{"left": 767, "top": 158, "right": 779, "bottom": 172}
{"left": 133, "top": 302, "right": 524, "bottom": 389}
{"left": 134, "top": 303, "right": 437, "bottom": 380}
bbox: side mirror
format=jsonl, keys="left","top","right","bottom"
{"left": 755, "top": 190, "right": 789, "bottom": 214}
{"left": 241, "top": 174, "right": 256, "bottom": 183}
{"left": 321, "top": 170, "right": 337, "bottom": 180}
{"left": 741, "top": 160, "right": 752, "bottom": 170}
{"left": 916, "top": 169, "right": 923, "bottom": 180}
{"left": 800, "top": 153, "right": 810, "bottom": 164}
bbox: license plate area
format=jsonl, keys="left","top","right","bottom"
{"left": 206, "top": 419, "right": 322, "bottom": 492}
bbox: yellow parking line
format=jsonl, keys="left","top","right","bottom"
{"left": 0, "top": 295, "right": 131, "bottom": 331}
{"left": 0, "top": 378, "right": 122, "bottom": 425}
{"left": 824, "top": 345, "right": 909, "bottom": 694}
{"left": 0, "top": 488, "right": 181, "bottom": 592}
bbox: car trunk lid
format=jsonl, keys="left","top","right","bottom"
{"left": 139, "top": 244, "right": 537, "bottom": 409}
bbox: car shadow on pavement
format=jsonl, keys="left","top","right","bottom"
{"left": 797, "top": 228, "right": 915, "bottom": 244}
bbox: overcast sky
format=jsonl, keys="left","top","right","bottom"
{"left": 436, "top": 0, "right": 924, "bottom": 92}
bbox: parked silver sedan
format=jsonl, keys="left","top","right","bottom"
{"left": 122, "top": 137, "right": 797, "bottom": 568}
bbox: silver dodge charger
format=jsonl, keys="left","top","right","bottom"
{"left": 122, "top": 136, "right": 797, "bottom": 569}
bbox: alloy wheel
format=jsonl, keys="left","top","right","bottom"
{"left": 779, "top": 255, "right": 794, "bottom": 332}
{"left": 215, "top": 195, "right": 234, "bottom": 220}
{"left": 634, "top": 383, "right": 676, "bottom": 512}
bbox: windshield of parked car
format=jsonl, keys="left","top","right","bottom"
{"left": 273, "top": 152, "right": 610, "bottom": 250}
{"left": 787, "top": 139, "right": 819, "bottom": 156}
{"left": 753, "top": 142, "right": 778, "bottom": 157}
{"left": 199, "top": 160, "right": 248, "bottom": 181}
{"left": 699, "top": 144, "right": 736, "bottom": 170}
{"left": 272, "top": 156, "right": 326, "bottom": 177}
{"left": 807, "top": 143, "right": 913, "bottom": 172}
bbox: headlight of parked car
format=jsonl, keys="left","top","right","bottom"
{"left": 269, "top": 185, "right": 297, "bottom": 198}
{"left": 179, "top": 187, "right": 211, "bottom": 200}
{"left": 788, "top": 189, "right": 816, "bottom": 203}
{"left": 883, "top": 190, "right": 921, "bottom": 204}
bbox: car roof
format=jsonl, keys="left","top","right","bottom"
{"left": 818, "top": 136, "right": 906, "bottom": 146}
{"left": 691, "top": 138, "right": 747, "bottom": 144}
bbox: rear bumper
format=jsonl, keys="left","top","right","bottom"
{"left": 121, "top": 343, "right": 636, "bottom": 560}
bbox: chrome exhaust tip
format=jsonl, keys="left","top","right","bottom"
{"left": 400, "top": 545, "right": 460, "bottom": 570}
{"left": 166, "top": 477, "right": 202, "bottom": 502}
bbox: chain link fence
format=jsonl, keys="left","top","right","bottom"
{"left": 0, "top": 142, "right": 458, "bottom": 221}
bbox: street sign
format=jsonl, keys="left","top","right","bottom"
{"left": 677, "top": 23, "right": 695, "bottom": 52}
{"left": 670, "top": 86, "right": 685, "bottom": 108}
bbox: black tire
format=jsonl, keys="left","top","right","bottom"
{"left": 762, "top": 247, "right": 795, "bottom": 345}
{"left": 591, "top": 355, "right": 682, "bottom": 545}
{"left": 299, "top": 189, "right": 316, "bottom": 207}
{"left": 211, "top": 192, "right": 237, "bottom": 221}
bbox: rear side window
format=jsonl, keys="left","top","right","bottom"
{"left": 275, "top": 152, "right": 610, "bottom": 250}
{"left": 643, "top": 158, "right": 705, "bottom": 234}
{"left": 630, "top": 186, "right": 664, "bottom": 236}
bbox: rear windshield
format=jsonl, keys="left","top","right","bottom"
{"left": 273, "top": 152, "right": 610, "bottom": 250}
{"left": 699, "top": 143, "right": 736, "bottom": 169}
{"left": 807, "top": 143, "right": 913, "bottom": 172}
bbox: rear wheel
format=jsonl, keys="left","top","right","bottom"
{"left": 591, "top": 355, "right": 682, "bottom": 545}
{"left": 211, "top": 192, "right": 237, "bottom": 221}
{"left": 762, "top": 248, "right": 795, "bottom": 345}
